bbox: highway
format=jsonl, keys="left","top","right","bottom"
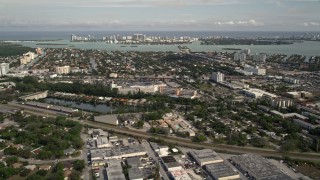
{"left": 5, "top": 102, "right": 320, "bottom": 162}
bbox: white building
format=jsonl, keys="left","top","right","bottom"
{"left": 243, "top": 88, "right": 277, "bottom": 99}
{"left": 96, "top": 137, "right": 112, "bottom": 148}
{"left": 0, "top": 63, "right": 10, "bottom": 76}
{"left": 234, "top": 53, "right": 246, "bottom": 61}
{"left": 243, "top": 48, "right": 250, "bottom": 55}
{"left": 243, "top": 65, "right": 266, "bottom": 75}
{"left": 211, "top": 72, "right": 224, "bottom": 82}
{"left": 253, "top": 53, "right": 267, "bottom": 62}
{"left": 55, "top": 66, "right": 70, "bottom": 74}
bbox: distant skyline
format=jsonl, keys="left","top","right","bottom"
{"left": 1, "top": 0, "right": 320, "bottom": 31}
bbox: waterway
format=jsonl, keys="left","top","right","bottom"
{"left": 16, "top": 40, "right": 320, "bottom": 56}
{"left": 45, "top": 98, "right": 115, "bottom": 113}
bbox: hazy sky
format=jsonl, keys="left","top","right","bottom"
{"left": 1, "top": 0, "right": 319, "bottom": 31}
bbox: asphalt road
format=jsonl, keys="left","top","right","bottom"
{"left": 142, "top": 140, "right": 170, "bottom": 180}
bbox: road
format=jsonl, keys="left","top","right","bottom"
{"left": 142, "top": 140, "right": 170, "bottom": 180}
{"left": 4, "top": 103, "right": 320, "bottom": 162}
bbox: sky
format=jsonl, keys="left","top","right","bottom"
{"left": 0, "top": 0, "right": 319, "bottom": 31}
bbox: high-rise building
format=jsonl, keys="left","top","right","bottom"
{"left": 71, "top": 34, "right": 76, "bottom": 41}
{"left": 55, "top": 66, "right": 71, "bottom": 74}
{"left": 20, "top": 52, "right": 36, "bottom": 65}
{"left": 0, "top": 63, "right": 10, "bottom": 76}
{"left": 253, "top": 53, "right": 267, "bottom": 62}
{"left": 234, "top": 53, "right": 246, "bottom": 61}
{"left": 243, "top": 48, "right": 250, "bottom": 55}
{"left": 211, "top": 72, "right": 224, "bottom": 82}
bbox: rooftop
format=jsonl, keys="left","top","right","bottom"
{"left": 230, "top": 154, "right": 293, "bottom": 180}
{"left": 204, "top": 162, "right": 239, "bottom": 179}
{"left": 128, "top": 167, "right": 144, "bottom": 180}
{"left": 189, "top": 149, "right": 223, "bottom": 164}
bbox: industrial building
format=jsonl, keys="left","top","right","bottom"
{"left": 90, "top": 144, "right": 146, "bottom": 161}
{"left": 160, "top": 156, "right": 192, "bottom": 180}
{"left": 150, "top": 142, "right": 170, "bottom": 157}
{"left": 204, "top": 162, "right": 240, "bottom": 180}
{"left": 128, "top": 167, "right": 144, "bottom": 180}
{"left": 189, "top": 149, "right": 223, "bottom": 166}
{"left": 94, "top": 114, "right": 119, "bottom": 126}
{"left": 161, "top": 156, "right": 182, "bottom": 171}
{"left": 230, "top": 154, "right": 293, "bottom": 180}
{"left": 96, "top": 137, "right": 112, "bottom": 149}
{"left": 106, "top": 160, "right": 126, "bottom": 180}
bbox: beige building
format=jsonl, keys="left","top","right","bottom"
{"left": 20, "top": 52, "right": 36, "bottom": 65}
{"left": 56, "top": 66, "right": 71, "bottom": 74}
{"left": 189, "top": 149, "right": 223, "bottom": 166}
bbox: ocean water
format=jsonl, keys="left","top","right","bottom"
{"left": 1, "top": 31, "right": 320, "bottom": 56}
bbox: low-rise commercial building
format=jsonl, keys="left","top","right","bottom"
{"left": 106, "top": 160, "right": 126, "bottom": 180}
{"left": 204, "top": 162, "right": 240, "bottom": 180}
{"left": 230, "top": 154, "right": 293, "bottom": 180}
{"left": 96, "top": 137, "right": 112, "bottom": 148}
{"left": 189, "top": 149, "right": 223, "bottom": 166}
{"left": 128, "top": 167, "right": 144, "bottom": 180}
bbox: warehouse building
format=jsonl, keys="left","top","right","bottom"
{"left": 204, "top": 162, "right": 240, "bottom": 180}
{"left": 230, "top": 154, "right": 293, "bottom": 180}
{"left": 189, "top": 149, "right": 223, "bottom": 166}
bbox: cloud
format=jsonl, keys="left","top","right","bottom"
{"left": 213, "top": 19, "right": 264, "bottom": 26}
{"left": 2, "top": 0, "right": 241, "bottom": 8}
{"left": 303, "top": 22, "right": 320, "bottom": 26}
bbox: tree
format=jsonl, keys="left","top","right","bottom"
{"left": 5, "top": 156, "right": 18, "bottom": 166}
{"left": 69, "top": 171, "right": 81, "bottom": 180}
{"left": 193, "top": 134, "right": 207, "bottom": 142}
{"left": 73, "top": 160, "right": 85, "bottom": 172}
{"left": 36, "top": 170, "right": 48, "bottom": 176}
{"left": 26, "top": 173, "right": 45, "bottom": 180}
{"left": 134, "top": 120, "right": 144, "bottom": 129}
{"left": 250, "top": 137, "right": 267, "bottom": 148}
{"left": 19, "top": 168, "right": 31, "bottom": 177}
{"left": 154, "top": 163, "right": 161, "bottom": 180}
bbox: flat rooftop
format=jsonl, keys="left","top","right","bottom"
{"left": 128, "top": 167, "right": 143, "bottom": 180}
{"left": 190, "top": 149, "right": 223, "bottom": 163}
{"left": 230, "top": 154, "right": 293, "bottom": 180}
{"left": 205, "top": 162, "right": 239, "bottom": 179}
{"left": 161, "top": 156, "right": 177, "bottom": 163}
